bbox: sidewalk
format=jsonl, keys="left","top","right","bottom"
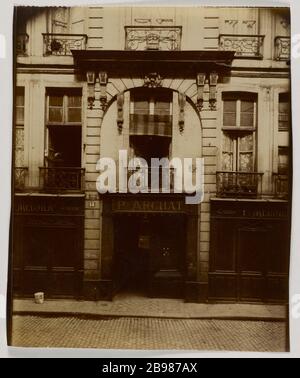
{"left": 13, "top": 294, "right": 287, "bottom": 321}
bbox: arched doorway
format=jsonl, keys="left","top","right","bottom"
{"left": 99, "top": 85, "right": 202, "bottom": 301}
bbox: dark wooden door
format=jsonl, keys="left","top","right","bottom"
{"left": 149, "top": 216, "right": 185, "bottom": 298}
{"left": 21, "top": 222, "right": 83, "bottom": 299}
{"left": 209, "top": 216, "right": 289, "bottom": 303}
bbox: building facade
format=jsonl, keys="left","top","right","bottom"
{"left": 12, "top": 6, "right": 291, "bottom": 303}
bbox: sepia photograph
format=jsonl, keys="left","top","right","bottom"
{"left": 9, "top": 4, "right": 292, "bottom": 352}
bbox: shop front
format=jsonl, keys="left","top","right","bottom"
{"left": 99, "top": 195, "right": 200, "bottom": 302}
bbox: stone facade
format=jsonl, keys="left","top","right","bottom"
{"left": 13, "top": 6, "right": 291, "bottom": 303}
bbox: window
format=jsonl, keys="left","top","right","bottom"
{"left": 16, "top": 87, "right": 25, "bottom": 125}
{"left": 47, "top": 90, "right": 82, "bottom": 125}
{"left": 278, "top": 147, "right": 289, "bottom": 175}
{"left": 222, "top": 93, "right": 257, "bottom": 172}
{"left": 50, "top": 7, "right": 70, "bottom": 33}
{"left": 46, "top": 89, "right": 82, "bottom": 168}
{"left": 130, "top": 89, "right": 172, "bottom": 138}
{"left": 223, "top": 93, "right": 256, "bottom": 130}
{"left": 279, "top": 93, "right": 290, "bottom": 132}
{"left": 15, "top": 87, "right": 25, "bottom": 167}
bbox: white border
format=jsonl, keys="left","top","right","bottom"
{"left": 0, "top": 0, "right": 299, "bottom": 358}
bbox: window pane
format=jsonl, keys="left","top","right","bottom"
{"left": 223, "top": 100, "right": 237, "bottom": 126}
{"left": 222, "top": 152, "right": 234, "bottom": 171}
{"left": 16, "top": 93, "right": 24, "bottom": 106}
{"left": 240, "top": 100, "right": 255, "bottom": 127}
{"left": 68, "top": 96, "right": 81, "bottom": 107}
{"left": 49, "top": 107, "right": 63, "bottom": 123}
{"left": 155, "top": 101, "right": 170, "bottom": 116}
{"left": 239, "top": 153, "right": 253, "bottom": 172}
{"left": 279, "top": 101, "right": 289, "bottom": 114}
{"left": 239, "top": 134, "right": 254, "bottom": 151}
{"left": 134, "top": 101, "right": 149, "bottom": 115}
{"left": 241, "top": 101, "right": 254, "bottom": 113}
{"left": 224, "top": 100, "right": 236, "bottom": 113}
{"left": 68, "top": 108, "right": 81, "bottom": 123}
{"left": 16, "top": 107, "right": 24, "bottom": 123}
{"left": 240, "top": 113, "right": 254, "bottom": 127}
{"left": 222, "top": 133, "right": 234, "bottom": 171}
{"left": 223, "top": 113, "right": 237, "bottom": 127}
{"left": 49, "top": 95, "right": 64, "bottom": 107}
{"left": 278, "top": 147, "right": 289, "bottom": 174}
{"left": 279, "top": 96, "right": 290, "bottom": 131}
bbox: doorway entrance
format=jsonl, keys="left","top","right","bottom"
{"left": 113, "top": 214, "right": 186, "bottom": 299}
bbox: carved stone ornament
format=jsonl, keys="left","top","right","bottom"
{"left": 243, "top": 20, "right": 256, "bottom": 29}
{"left": 99, "top": 72, "right": 108, "bottom": 112}
{"left": 144, "top": 73, "right": 163, "bottom": 88}
{"left": 117, "top": 92, "right": 125, "bottom": 134}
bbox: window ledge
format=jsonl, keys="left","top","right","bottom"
{"left": 222, "top": 127, "right": 256, "bottom": 132}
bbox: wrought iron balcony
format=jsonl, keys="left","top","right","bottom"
{"left": 216, "top": 171, "right": 263, "bottom": 198}
{"left": 42, "top": 33, "right": 88, "bottom": 56}
{"left": 219, "top": 34, "right": 264, "bottom": 59}
{"left": 39, "top": 167, "right": 85, "bottom": 192}
{"left": 16, "top": 33, "right": 29, "bottom": 56}
{"left": 273, "top": 173, "right": 289, "bottom": 200}
{"left": 275, "top": 37, "right": 290, "bottom": 61}
{"left": 125, "top": 26, "right": 182, "bottom": 51}
{"left": 14, "top": 167, "right": 28, "bottom": 191}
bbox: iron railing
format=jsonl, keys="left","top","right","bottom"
{"left": 273, "top": 173, "right": 289, "bottom": 200}
{"left": 14, "top": 167, "right": 28, "bottom": 191}
{"left": 39, "top": 167, "right": 85, "bottom": 192}
{"left": 42, "top": 33, "right": 88, "bottom": 56}
{"left": 216, "top": 171, "right": 263, "bottom": 198}
{"left": 275, "top": 37, "right": 290, "bottom": 61}
{"left": 125, "top": 26, "right": 182, "bottom": 51}
{"left": 16, "top": 33, "right": 29, "bottom": 56}
{"left": 219, "top": 34, "right": 265, "bottom": 59}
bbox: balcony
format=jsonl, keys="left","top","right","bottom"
{"left": 39, "top": 167, "right": 85, "bottom": 192}
{"left": 16, "top": 33, "right": 29, "bottom": 56}
{"left": 14, "top": 167, "right": 28, "bottom": 191}
{"left": 273, "top": 174, "right": 289, "bottom": 200}
{"left": 42, "top": 33, "right": 88, "bottom": 56}
{"left": 216, "top": 171, "right": 263, "bottom": 199}
{"left": 219, "top": 34, "right": 264, "bottom": 59}
{"left": 275, "top": 37, "right": 290, "bottom": 61}
{"left": 125, "top": 26, "right": 182, "bottom": 51}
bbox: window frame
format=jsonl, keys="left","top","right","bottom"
{"left": 222, "top": 93, "right": 257, "bottom": 132}
{"left": 16, "top": 86, "right": 25, "bottom": 127}
{"left": 15, "top": 86, "right": 25, "bottom": 168}
{"left": 130, "top": 90, "right": 173, "bottom": 117}
{"left": 221, "top": 92, "right": 258, "bottom": 172}
{"left": 46, "top": 89, "right": 82, "bottom": 126}
{"left": 278, "top": 93, "right": 291, "bottom": 133}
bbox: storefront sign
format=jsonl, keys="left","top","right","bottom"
{"left": 112, "top": 198, "right": 185, "bottom": 213}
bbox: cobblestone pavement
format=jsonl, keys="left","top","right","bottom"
{"left": 12, "top": 315, "right": 287, "bottom": 352}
